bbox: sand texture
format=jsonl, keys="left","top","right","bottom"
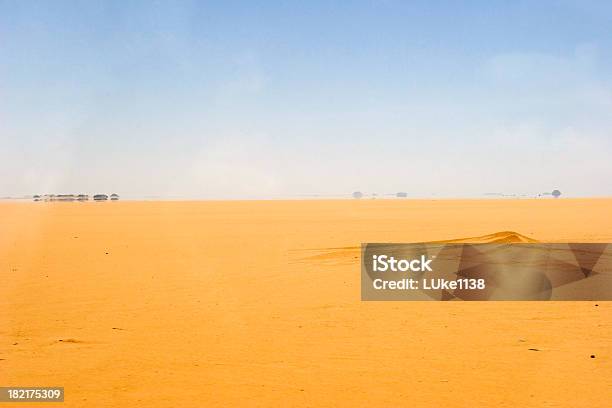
{"left": 1, "top": 199, "right": 610, "bottom": 407}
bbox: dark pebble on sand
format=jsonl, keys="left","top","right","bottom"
{"left": 591, "top": 355, "right": 596, "bottom": 358}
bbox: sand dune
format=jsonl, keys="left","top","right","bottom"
{"left": 433, "top": 230, "right": 539, "bottom": 243}
{"left": 1, "top": 199, "right": 610, "bottom": 407}
{"left": 299, "top": 230, "right": 539, "bottom": 265}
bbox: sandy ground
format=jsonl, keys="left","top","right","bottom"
{"left": 1, "top": 199, "right": 610, "bottom": 407}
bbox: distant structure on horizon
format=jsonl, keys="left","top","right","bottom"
{"left": 396, "top": 192, "right": 407, "bottom": 198}
{"left": 55, "top": 194, "right": 76, "bottom": 202}
{"left": 552, "top": 189, "right": 561, "bottom": 198}
{"left": 34, "top": 193, "right": 90, "bottom": 202}
{"left": 352, "top": 191, "right": 363, "bottom": 199}
{"left": 33, "top": 193, "right": 118, "bottom": 202}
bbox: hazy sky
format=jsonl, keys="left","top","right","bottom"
{"left": 1, "top": 1, "right": 611, "bottom": 198}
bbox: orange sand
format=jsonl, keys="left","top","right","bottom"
{"left": 1, "top": 199, "right": 610, "bottom": 407}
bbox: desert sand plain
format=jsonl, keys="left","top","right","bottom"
{"left": 1, "top": 199, "right": 610, "bottom": 407}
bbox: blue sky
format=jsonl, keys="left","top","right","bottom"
{"left": 1, "top": 1, "right": 611, "bottom": 198}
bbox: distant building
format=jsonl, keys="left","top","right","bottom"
{"left": 110, "top": 193, "right": 119, "bottom": 201}
{"left": 33, "top": 195, "right": 41, "bottom": 202}
{"left": 396, "top": 192, "right": 407, "bottom": 198}
{"left": 77, "top": 194, "right": 89, "bottom": 201}
{"left": 552, "top": 189, "right": 561, "bottom": 198}
{"left": 352, "top": 191, "right": 363, "bottom": 199}
{"left": 93, "top": 194, "right": 109, "bottom": 201}
{"left": 56, "top": 194, "right": 76, "bottom": 202}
